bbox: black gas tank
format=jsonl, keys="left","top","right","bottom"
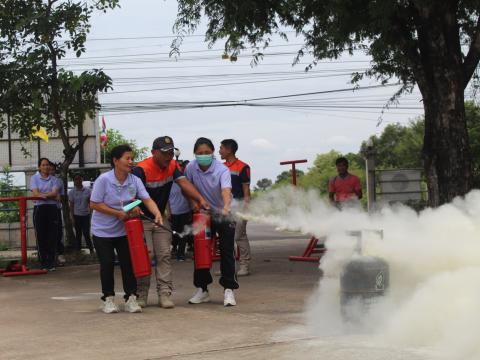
{"left": 340, "top": 256, "right": 389, "bottom": 320}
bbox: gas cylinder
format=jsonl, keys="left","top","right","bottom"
{"left": 124, "top": 218, "right": 151, "bottom": 278}
{"left": 193, "top": 212, "right": 212, "bottom": 269}
{"left": 340, "top": 255, "right": 389, "bottom": 321}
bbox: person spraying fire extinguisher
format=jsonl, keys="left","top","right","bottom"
{"left": 184, "top": 137, "right": 239, "bottom": 307}
{"left": 90, "top": 144, "right": 162, "bottom": 314}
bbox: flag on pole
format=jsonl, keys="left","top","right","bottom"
{"left": 32, "top": 126, "right": 49, "bottom": 143}
{"left": 100, "top": 115, "right": 108, "bottom": 148}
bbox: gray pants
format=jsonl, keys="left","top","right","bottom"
{"left": 235, "top": 219, "right": 251, "bottom": 265}
{"left": 137, "top": 218, "right": 173, "bottom": 298}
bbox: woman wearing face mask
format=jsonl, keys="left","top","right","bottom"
{"left": 184, "top": 137, "right": 239, "bottom": 307}
{"left": 90, "top": 144, "right": 162, "bottom": 314}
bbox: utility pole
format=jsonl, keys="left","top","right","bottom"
{"left": 364, "top": 140, "right": 376, "bottom": 213}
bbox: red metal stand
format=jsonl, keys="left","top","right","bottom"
{"left": 279, "top": 159, "right": 308, "bottom": 186}
{"left": 289, "top": 236, "right": 326, "bottom": 262}
{"left": 0, "top": 196, "right": 48, "bottom": 277}
{"left": 279, "top": 159, "right": 327, "bottom": 262}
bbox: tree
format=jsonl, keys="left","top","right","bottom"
{"left": 360, "top": 120, "right": 424, "bottom": 170}
{"left": 0, "top": 0, "right": 119, "bottom": 246}
{"left": 255, "top": 178, "right": 273, "bottom": 191}
{"left": 102, "top": 128, "right": 149, "bottom": 165}
{"left": 275, "top": 169, "right": 304, "bottom": 185}
{"left": 361, "top": 101, "right": 480, "bottom": 186}
{"left": 174, "top": 1, "right": 480, "bottom": 206}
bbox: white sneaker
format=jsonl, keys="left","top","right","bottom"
{"left": 224, "top": 289, "right": 236, "bottom": 307}
{"left": 237, "top": 264, "right": 250, "bottom": 276}
{"left": 188, "top": 288, "right": 210, "bottom": 304}
{"left": 57, "top": 255, "right": 66, "bottom": 264}
{"left": 124, "top": 295, "right": 142, "bottom": 313}
{"left": 101, "top": 296, "right": 119, "bottom": 314}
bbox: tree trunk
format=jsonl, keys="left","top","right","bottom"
{"left": 414, "top": 3, "right": 473, "bottom": 206}
{"left": 422, "top": 91, "right": 472, "bottom": 206}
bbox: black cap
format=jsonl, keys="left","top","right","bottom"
{"left": 152, "top": 136, "right": 175, "bottom": 152}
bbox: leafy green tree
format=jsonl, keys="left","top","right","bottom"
{"left": 360, "top": 120, "right": 424, "bottom": 170}
{"left": 102, "top": 128, "right": 149, "bottom": 165}
{"left": 255, "top": 178, "right": 273, "bottom": 191}
{"left": 0, "top": 0, "right": 119, "bottom": 245}
{"left": 174, "top": 0, "right": 480, "bottom": 206}
{"left": 274, "top": 170, "right": 304, "bottom": 185}
{"left": 360, "top": 101, "right": 480, "bottom": 187}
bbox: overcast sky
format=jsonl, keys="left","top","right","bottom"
{"left": 64, "top": 0, "right": 427, "bottom": 185}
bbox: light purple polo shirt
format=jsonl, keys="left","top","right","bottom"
{"left": 30, "top": 173, "right": 59, "bottom": 206}
{"left": 169, "top": 182, "right": 191, "bottom": 215}
{"left": 68, "top": 187, "right": 92, "bottom": 216}
{"left": 184, "top": 159, "right": 232, "bottom": 210}
{"left": 90, "top": 170, "right": 150, "bottom": 238}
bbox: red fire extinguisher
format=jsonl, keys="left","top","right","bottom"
{"left": 124, "top": 218, "right": 152, "bottom": 278}
{"left": 193, "top": 212, "right": 212, "bottom": 269}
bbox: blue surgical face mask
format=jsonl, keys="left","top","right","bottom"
{"left": 196, "top": 154, "right": 214, "bottom": 167}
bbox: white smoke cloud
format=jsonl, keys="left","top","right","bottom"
{"left": 243, "top": 186, "right": 480, "bottom": 359}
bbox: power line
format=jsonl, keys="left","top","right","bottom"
{"left": 103, "top": 72, "right": 356, "bottom": 94}
{"left": 62, "top": 43, "right": 307, "bottom": 61}
{"left": 84, "top": 31, "right": 298, "bottom": 42}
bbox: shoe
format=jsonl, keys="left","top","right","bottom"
{"left": 176, "top": 255, "right": 186, "bottom": 262}
{"left": 224, "top": 289, "right": 236, "bottom": 307}
{"left": 57, "top": 255, "right": 66, "bottom": 264}
{"left": 124, "top": 295, "right": 142, "bottom": 313}
{"left": 48, "top": 267, "right": 56, "bottom": 272}
{"left": 159, "top": 294, "right": 175, "bottom": 309}
{"left": 101, "top": 296, "right": 119, "bottom": 314}
{"left": 237, "top": 264, "right": 250, "bottom": 276}
{"left": 137, "top": 296, "right": 147, "bottom": 308}
{"left": 188, "top": 288, "right": 210, "bottom": 304}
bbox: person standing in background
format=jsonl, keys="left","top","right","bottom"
{"left": 168, "top": 160, "right": 192, "bottom": 261}
{"left": 328, "top": 157, "right": 362, "bottom": 207}
{"left": 68, "top": 174, "right": 94, "bottom": 254}
{"left": 31, "top": 158, "right": 60, "bottom": 271}
{"left": 219, "top": 139, "right": 252, "bottom": 276}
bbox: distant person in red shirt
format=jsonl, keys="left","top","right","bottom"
{"left": 328, "top": 157, "right": 362, "bottom": 206}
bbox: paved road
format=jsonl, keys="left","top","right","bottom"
{"left": 247, "top": 222, "right": 309, "bottom": 242}
{"left": 0, "top": 222, "right": 444, "bottom": 360}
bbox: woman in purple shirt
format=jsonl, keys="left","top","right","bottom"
{"left": 90, "top": 144, "right": 162, "bottom": 314}
{"left": 30, "top": 157, "right": 60, "bottom": 271}
{"left": 184, "top": 138, "right": 239, "bottom": 307}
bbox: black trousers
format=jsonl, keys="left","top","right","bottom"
{"left": 171, "top": 211, "right": 193, "bottom": 256}
{"left": 93, "top": 235, "right": 137, "bottom": 301}
{"left": 194, "top": 217, "right": 239, "bottom": 290}
{"left": 74, "top": 215, "right": 93, "bottom": 251}
{"left": 33, "top": 205, "right": 58, "bottom": 269}
{"left": 56, "top": 208, "right": 64, "bottom": 255}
